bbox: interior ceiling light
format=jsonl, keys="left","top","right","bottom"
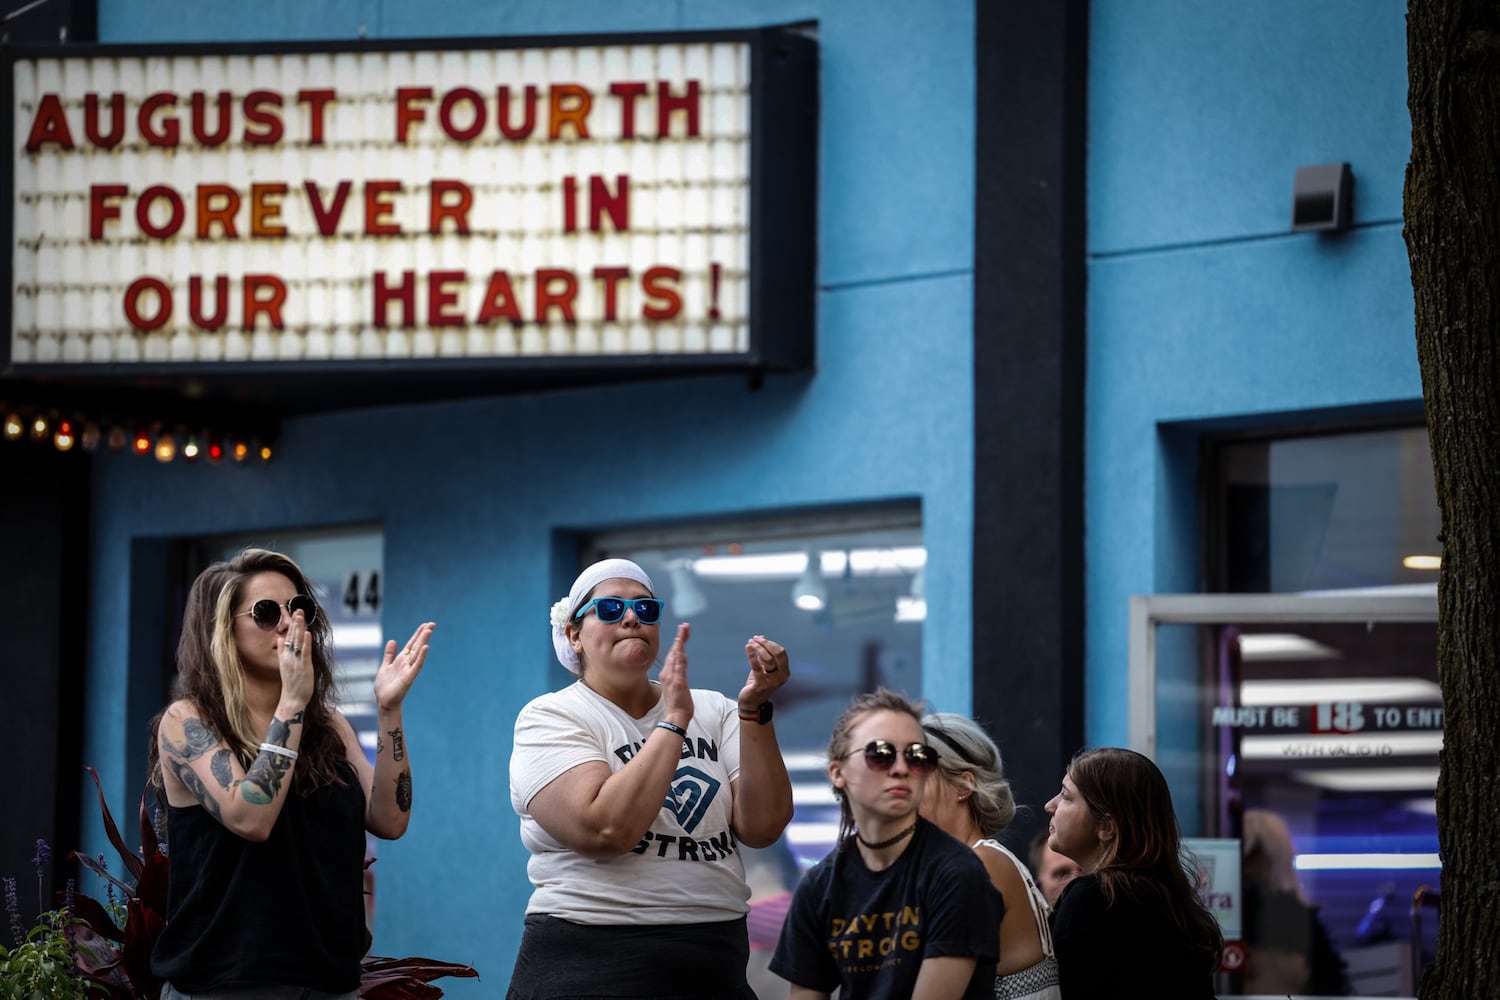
{"left": 893, "top": 567, "right": 927, "bottom": 622}
{"left": 1293, "top": 852, "right": 1441, "bottom": 872}
{"left": 1238, "top": 633, "right": 1342, "bottom": 661}
{"left": 791, "top": 550, "right": 827, "bottom": 611}
{"left": 694, "top": 546, "right": 925, "bottom": 579}
{"left": 1290, "top": 767, "right": 1439, "bottom": 792}
{"left": 1402, "top": 554, "right": 1441, "bottom": 570}
{"left": 1240, "top": 677, "right": 1442, "bottom": 706}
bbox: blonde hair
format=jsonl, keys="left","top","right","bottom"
{"left": 921, "top": 712, "right": 1017, "bottom": 837}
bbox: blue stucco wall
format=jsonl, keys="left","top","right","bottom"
{"left": 82, "top": 1, "right": 975, "bottom": 987}
{"left": 1085, "top": 1, "right": 1421, "bottom": 744}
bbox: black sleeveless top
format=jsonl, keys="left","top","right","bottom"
{"left": 151, "top": 759, "right": 367, "bottom": 993}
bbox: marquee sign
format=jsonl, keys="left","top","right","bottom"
{"left": 2, "top": 30, "right": 816, "bottom": 390}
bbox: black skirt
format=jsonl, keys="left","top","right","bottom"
{"left": 506, "top": 913, "right": 755, "bottom": 1000}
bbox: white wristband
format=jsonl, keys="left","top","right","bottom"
{"left": 259, "top": 742, "right": 299, "bottom": 761}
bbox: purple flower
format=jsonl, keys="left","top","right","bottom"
{"left": 63, "top": 878, "right": 78, "bottom": 951}
{"left": 32, "top": 838, "right": 52, "bottom": 913}
{"left": 4, "top": 875, "right": 21, "bottom": 948}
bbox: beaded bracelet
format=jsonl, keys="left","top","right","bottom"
{"left": 259, "top": 742, "right": 299, "bottom": 761}
{"left": 654, "top": 720, "right": 688, "bottom": 739}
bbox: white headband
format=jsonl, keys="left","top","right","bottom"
{"left": 549, "top": 558, "right": 655, "bottom": 675}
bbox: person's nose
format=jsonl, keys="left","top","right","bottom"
{"left": 1044, "top": 795, "right": 1058, "bottom": 815}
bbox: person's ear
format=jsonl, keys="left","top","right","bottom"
{"left": 1096, "top": 812, "right": 1116, "bottom": 843}
{"left": 828, "top": 759, "right": 845, "bottom": 792}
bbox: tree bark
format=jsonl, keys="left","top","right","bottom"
{"left": 1404, "top": 4, "right": 1500, "bottom": 999}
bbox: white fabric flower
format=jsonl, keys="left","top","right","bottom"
{"left": 549, "top": 597, "right": 572, "bottom": 630}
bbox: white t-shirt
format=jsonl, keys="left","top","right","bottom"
{"left": 509, "top": 680, "right": 750, "bottom": 924}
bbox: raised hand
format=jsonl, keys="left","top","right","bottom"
{"left": 278, "top": 608, "right": 316, "bottom": 712}
{"left": 375, "top": 621, "right": 435, "bottom": 712}
{"left": 659, "top": 622, "right": 695, "bottom": 726}
{"left": 738, "top": 634, "right": 789, "bottom": 709}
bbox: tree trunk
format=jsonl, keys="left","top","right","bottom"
{"left": 1404, "top": 4, "right": 1500, "bottom": 999}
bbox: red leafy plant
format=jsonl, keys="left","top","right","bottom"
{"left": 67, "top": 767, "right": 478, "bottom": 999}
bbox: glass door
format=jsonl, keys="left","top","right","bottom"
{"left": 1129, "top": 592, "right": 1438, "bottom": 1000}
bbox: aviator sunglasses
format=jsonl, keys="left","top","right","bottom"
{"left": 574, "top": 596, "right": 665, "bottom": 625}
{"left": 843, "top": 740, "right": 939, "bottom": 775}
{"left": 237, "top": 595, "right": 318, "bottom": 631}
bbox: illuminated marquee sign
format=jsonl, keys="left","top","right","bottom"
{"left": 3, "top": 31, "right": 815, "bottom": 383}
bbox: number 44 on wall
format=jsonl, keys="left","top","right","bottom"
{"left": 343, "top": 571, "right": 381, "bottom": 615}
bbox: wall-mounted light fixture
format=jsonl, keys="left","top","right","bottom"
{"left": 1291, "top": 162, "right": 1354, "bottom": 232}
{"left": 791, "top": 550, "right": 828, "bottom": 611}
{"left": 668, "top": 560, "right": 709, "bottom": 618}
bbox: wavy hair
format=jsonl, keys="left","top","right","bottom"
{"left": 827, "top": 688, "right": 927, "bottom": 848}
{"left": 1067, "top": 747, "right": 1223, "bottom": 969}
{"left": 920, "top": 712, "right": 1017, "bottom": 837}
{"left": 154, "top": 548, "right": 347, "bottom": 796}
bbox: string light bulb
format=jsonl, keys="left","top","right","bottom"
{"left": 232, "top": 440, "right": 249, "bottom": 463}
{"left": 80, "top": 422, "right": 102, "bottom": 452}
{"left": 183, "top": 430, "right": 201, "bottom": 462}
{"left": 30, "top": 414, "right": 50, "bottom": 442}
{"left": 132, "top": 427, "right": 153, "bottom": 455}
{"left": 154, "top": 430, "right": 177, "bottom": 463}
{"left": 206, "top": 435, "right": 224, "bottom": 464}
{"left": 3, "top": 412, "right": 22, "bottom": 440}
{"left": 53, "top": 420, "right": 76, "bottom": 451}
{"left": 107, "top": 425, "right": 128, "bottom": 451}
{"left": 258, "top": 443, "right": 273, "bottom": 462}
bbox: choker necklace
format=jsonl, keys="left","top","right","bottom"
{"left": 856, "top": 820, "right": 917, "bottom": 851}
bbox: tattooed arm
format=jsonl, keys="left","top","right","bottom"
{"left": 337, "top": 706, "right": 412, "bottom": 840}
{"left": 157, "top": 698, "right": 306, "bottom": 842}
{"left": 345, "top": 621, "right": 433, "bottom": 840}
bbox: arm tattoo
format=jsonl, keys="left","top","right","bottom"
{"left": 162, "top": 718, "right": 221, "bottom": 761}
{"left": 394, "top": 769, "right": 413, "bottom": 813}
{"left": 386, "top": 727, "right": 406, "bottom": 762}
{"left": 170, "top": 760, "right": 223, "bottom": 822}
{"left": 210, "top": 749, "right": 233, "bottom": 790}
{"left": 242, "top": 749, "right": 295, "bottom": 805}
{"left": 265, "top": 711, "right": 303, "bottom": 747}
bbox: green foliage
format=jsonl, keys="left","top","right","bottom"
{"left": 4, "top": 769, "right": 477, "bottom": 999}
{"left": 0, "top": 910, "right": 93, "bottom": 1000}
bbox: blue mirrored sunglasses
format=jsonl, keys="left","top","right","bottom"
{"left": 574, "top": 596, "right": 664, "bottom": 625}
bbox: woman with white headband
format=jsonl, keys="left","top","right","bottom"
{"left": 507, "top": 558, "right": 794, "bottom": 1000}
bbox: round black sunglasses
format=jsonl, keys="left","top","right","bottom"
{"left": 842, "top": 740, "right": 939, "bottom": 775}
{"left": 237, "top": 595, "right": 318, "bottom": 631}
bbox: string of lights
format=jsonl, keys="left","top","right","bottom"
{"left": 0, "top": 385, "right": 279, "bottom": 465}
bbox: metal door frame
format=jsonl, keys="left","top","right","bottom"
{"left": 1127, "top": 591, "right": 1438, "bottom": 758}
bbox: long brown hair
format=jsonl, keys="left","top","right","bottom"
{"left": 827, "top": 688, "right": 927, "bottom": 848}
{"left": 155, "top": 548, "right": 348, "bottom": 795}
{"left": 1067, "top": 747, "right": 1223, "bottom": 968}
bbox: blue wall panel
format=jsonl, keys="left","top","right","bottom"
{"left": 1090, "top": 0, "right": 1409, "bottom": 254}
{"left": 1086, "top": 1, "right": 1420, "bottom": 748}
{"left": 81, "top": 1, "right": 975, "bottom": 985}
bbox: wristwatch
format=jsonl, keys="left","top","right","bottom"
{"left": 738, "top": 701, "right": 774, "bottom": 725}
